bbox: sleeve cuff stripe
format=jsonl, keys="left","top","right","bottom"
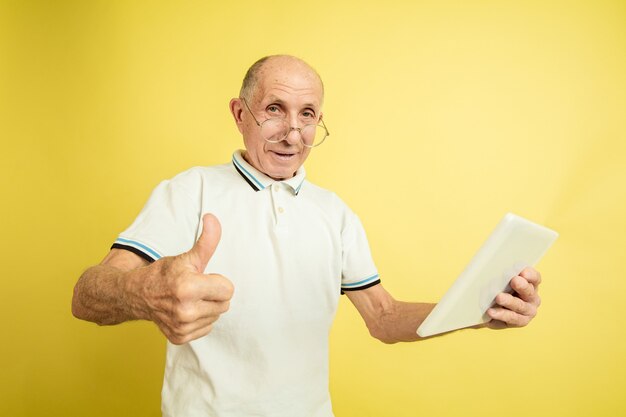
{"left": 342, "top": 273, "right": 380, "bottom": 288}
{"left": 114, "top": 238, "right": 162, "bottom": 260}
{"left": 111, "top": 244, "right": 157, "bottom": 263}
{"left": 341, "top": 279, "right": 381, "bottom": 292}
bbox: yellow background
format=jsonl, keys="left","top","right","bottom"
{"left": 1, "top": 1, "right": 625, "bottom": 416}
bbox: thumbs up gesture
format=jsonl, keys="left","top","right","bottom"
{"left": 140, "top": 213, "right": 234, "bottom": 344}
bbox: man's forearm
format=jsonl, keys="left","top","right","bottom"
{"left": 375, "top": 301, "right": 436, "bottom": 343}
{"left": 72, "top": 264, "right": 148, "bottom": 325}
{"left": 346, "top": 285, "right": 437, "bottom": 344}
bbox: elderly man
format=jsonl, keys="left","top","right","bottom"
{"left": 72, "top": 55, "right": 542, "bottom": 416}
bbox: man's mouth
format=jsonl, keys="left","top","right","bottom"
{"left": 270, "top": 151, "right": 297, "bottom": 161}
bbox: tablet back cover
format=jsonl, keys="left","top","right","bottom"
{"left": 416, "top": 213, "right": 558, "bottom": 337}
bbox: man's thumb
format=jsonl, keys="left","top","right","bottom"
{"left": 188, "top": 213, "right": 222, "bottom": 272}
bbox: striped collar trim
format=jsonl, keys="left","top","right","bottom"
{"left": 232, "top": 150, "right": 306, "bottom": 195}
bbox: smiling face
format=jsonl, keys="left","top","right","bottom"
{"left": 230, "top": 56, "right": 324, "bottom": 180}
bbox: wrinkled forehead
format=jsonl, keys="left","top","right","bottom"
{"left": 253, "top": 59, "right": 324, "bottom": 107}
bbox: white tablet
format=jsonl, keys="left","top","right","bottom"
{"left": 416, "top": 213, "right": 558, "bottom": 338}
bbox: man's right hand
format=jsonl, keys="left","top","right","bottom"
{"left": 72, "top": 213, "right": 234, "bottom": 345}
{"left": 136, "top": 213, "right": 234, "bottom": 345}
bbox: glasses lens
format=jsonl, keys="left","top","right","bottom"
{"left": 301, "top": 124, "right": 328, "bottom": 147}
{"left": 260, "top": 119, "right": 288, "bottom": 143}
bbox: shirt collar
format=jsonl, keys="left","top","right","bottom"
{"left": 232, "top": 150, "right": 306, "bottom": 196}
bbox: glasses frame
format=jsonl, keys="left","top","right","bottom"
{"left": 241, "top": 98, "right": 330, "bottom": 148}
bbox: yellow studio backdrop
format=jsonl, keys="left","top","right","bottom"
{"left": 1, "top": 0, "right": 625, "bottom": 416}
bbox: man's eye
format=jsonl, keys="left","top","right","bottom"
{"left": 302, "top": 110, "right": 316, "bottom": 119}
{"left": 267, "top": 105, "right": 280, "bottom": 113}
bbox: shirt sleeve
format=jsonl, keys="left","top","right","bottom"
{"left": 111, "top": 171, "right": 202, "bottom": 262}
{"left": 340, "top": 209, "right": 380, "bottom": 292}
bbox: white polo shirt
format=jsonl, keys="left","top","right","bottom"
{"left": 113, "top": 150, "right": 380, "bottom": 417}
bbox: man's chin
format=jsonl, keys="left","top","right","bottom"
{"left": 268, "top": 170, "right": 295, "bottom": 181}
{"left": 264, "top": 159, "right": 301, "bottom": 180}
{"left": 264, "top": 163, "right": 298, "bottom": 180}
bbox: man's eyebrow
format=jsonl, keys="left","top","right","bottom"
{"left": 264, "top": 96, "right": 319, "bottom": 110}
{"left": 265, "top": 95, "right": 284, "bottom": 104}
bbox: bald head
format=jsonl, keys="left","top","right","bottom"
{"left": 239, "top": 55, "right": 324, "bottom": 105}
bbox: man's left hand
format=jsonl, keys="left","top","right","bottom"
{"left": 486, "top": 267, "right": 542, "bottom": 329}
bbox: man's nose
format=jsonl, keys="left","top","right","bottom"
{"left": 284, "top": 114, "right": 303, "bottom": 145}
{"left": 284, "top": 126, "right": 303, "bottom": 145}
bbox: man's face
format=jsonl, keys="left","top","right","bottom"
{"left": 231, "top": 59, "right": 323, "bottom": 180}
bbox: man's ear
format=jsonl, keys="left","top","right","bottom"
{"left": 229, "top": 98, "right": 244, "bottom": 134}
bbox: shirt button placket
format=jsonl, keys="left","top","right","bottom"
{"left": 271, "top": 183, "right": 285, "bottom": 227}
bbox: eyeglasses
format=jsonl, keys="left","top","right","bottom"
{"left": 242, "top": 98, "right": 330, "bottom": 148}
